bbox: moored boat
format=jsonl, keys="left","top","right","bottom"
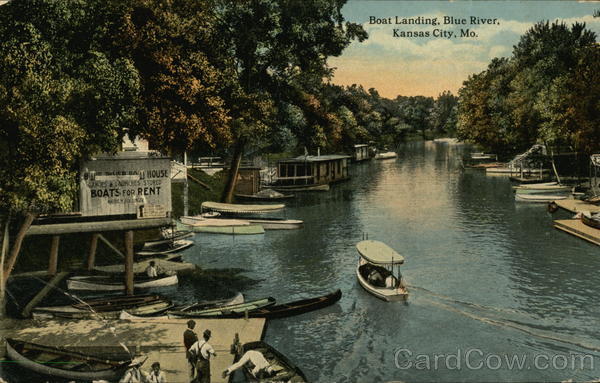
{"left": 374, "top": 151, "right": 397, "bottom": 160}
{"left": 67, "top": 274, "right": 178, "bottom": 291}
{"left": 32, "top": 294, "right": 173, "bottom": 319}
{"left": 136, "top": 239, "right": 194, "bottom": 257}
{"left": 167, "top": 297, "right": 276, "bottom": 318}
{"left": 235, "top": 189, "right": 295, "bottom": 201}
{"left": 356, "top": 240, "right": 408, "bottom": 301}
{"left": 5, "top": 338, "right": 131, "bottom": 381}
{"left": 229, "top": 336, "right": 307, "bottom": 383}
{"left": 515, "top": 194, "right": 571, "bottom": 203}
{"left": 201, "top": 201, "right": 285, "bottom": 214}
{"left": 581, "top": 212, "right": 600, "bottom": 230}
{"left": 270, "top": 183, "right": 330, "bottom": 192}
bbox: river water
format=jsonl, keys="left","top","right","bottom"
{"left": 4, "top": 140, "right": 600, "bottom": 382}
{"left": 192, "top": 141, "right": 600, "bottom": 383}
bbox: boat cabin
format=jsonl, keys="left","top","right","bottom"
{"left": 353, "top": 144, "right": 371, "bottom": 162}
{"left": 356, "top": 240, "right": 407, "bottom": 301}
{"left": 275, "top": 154, "right": 350, "bottom": 188}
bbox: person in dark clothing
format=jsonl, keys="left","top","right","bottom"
{"left": 184, "top": 319, "right": 198, "bottom": 379}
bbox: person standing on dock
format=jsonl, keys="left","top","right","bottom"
{"left": 184, "top": 320, "right": 199, "bottom": 379}
{"left": 189, "top": 329, "right": 217, "bottom": 383}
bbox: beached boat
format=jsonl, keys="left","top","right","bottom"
{"left": 515, "top": 194, "right": 571, "bottom": 203}
{"left": 5, "top": 338, "right": 132, "bottom": 381}
{"left": 67, "top": 274, "right": 178, "bottom": 291}
{"left": 136, "top": 239, "right": 194, "bottom": 257}
{"left": 581, "top": 212, "right": 600, "bottom": 230}
{"left": 201, "top": 201, "right": 285, "bottom": 214}
{"left": 230, "top": 337, "right": 307, "bottom": 383}
{"left": 356, "top": 240, "right": 408, "bottom": 302}
{"left": 166, "top": 297, "right": 276, "bottom": 318}
{"left": 119, "top": 292, "right": 245, "bottom": 320}
{"left": 374, "top": 151, "right": 397, "bottom": 160}
{"left": 235, "top": 189, "right": 295, "bottom": 201}
{"left": 32, "top": 294, "right": 173, "bottom": 319}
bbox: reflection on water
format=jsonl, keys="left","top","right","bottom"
{"left": 4, "top": 141, "right": 600, "bottom": 382}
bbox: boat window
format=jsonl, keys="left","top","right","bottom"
{"left": 297, "top": 165, "right": 306, "bottom": 177}
{"left": 280, "top": 165, "right": 287, "bottom": 177}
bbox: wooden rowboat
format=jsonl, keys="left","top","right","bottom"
{"left": 67, "top": 274, "right": 178, "bottom": 291}
{"left": 230, "top": 336, "right": 307, "bottom": 383}
{"left": 135, "top": 239, "right": 194, "bottom": 257}
{"left": 515, "top": 194, "right": 570, "bottom": 203}
{"left": 32, "top": 294, "right": 174, "bottom": 319}
{"left": 5, "top": 338, "right": 131, "bottom": 381}
{"left": 166, "top": 297, "right": 276, "bottom": 318}
{"left": 581, "top": 212, "right": 600, "bottom": 230}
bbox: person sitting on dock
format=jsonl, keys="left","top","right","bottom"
{"left": 189, "top": 329, "right": 217, "bottom": 383}
{"left": 145, "top": 261, "right": 159, "bottom": 278}
{"left": 147, "top": 361, "right": 167, "bottom": 383}
{"left": 119, "top": 356, "right": 148, "bottom": 383}
{"left": 222, "top": 349, "right": 275, "bottom": 379}
{"left": 184, "top": 320, "right": 199, "bottom": 378}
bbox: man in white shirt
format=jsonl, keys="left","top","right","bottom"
{"left": 189, "top": 329, "right": 216, "bottom": 383}
{"left": 145, "top": 261, "right": 158, "bottom": 278}
{"left": 222, "top": 350, "right": 274, "bottom": 379}
{"left": 147, "top": 361, "right": 167, "bottom": 383}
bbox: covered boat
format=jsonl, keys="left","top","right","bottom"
{"left": 67, "top": 274, "right": 178, "bottom": 291}
{"left": 229, "top": 335, "right": 307, "bottom": 383}
{"left": 32, "top": 294, "right": 173, "bottom": 319}
{"left": 356, "top": 240, "right": 408, "bottom": 301}
{"left": 5, "top": 338, "right": 131, "bottom": 381}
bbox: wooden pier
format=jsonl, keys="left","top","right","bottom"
{"left": 554, "top": 219, "right": 600, "bottom": 247}
{"left": 0, "top": 317, "right": 266, "bottom": 383}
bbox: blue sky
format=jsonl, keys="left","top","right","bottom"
{"left": 328, "top": 1, "right": 600, "bottom": 97}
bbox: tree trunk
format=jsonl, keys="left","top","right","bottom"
{"left": 221, "top": 140, "right": 245, "bottom": 203}
{"left": 1, "top": 212, "right": 36, "bottom": 318}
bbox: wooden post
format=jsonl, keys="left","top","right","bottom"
{"left": 124, "top": 230, "right": 134, "bottom": 295}
{"left": 48, "top": 235, "right": 60, "bottom": 275}
{"left": 86, "top": 233, "right": 99, "bottom": 271}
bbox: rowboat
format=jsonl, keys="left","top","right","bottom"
{"left": 93, "top": 255, "right": 194, "bottom": 274}
{"left": 235, "top": 189, "right": 295, "bottom": 201}
{"left": 67, "top": 274, "right": 178, "bottom": 291}
{"left": 513, "top": 183, "right": 572, "bottom": 194}
{"left": 5, "top": 338, "right": 131, "bottom": 381}
{"left": 581, "top": 212, "right": 600, "bottom": 230}
{"left": 515, "top": 194, "right": 570, "bottom": 203}
{"left": 356, "top": 240, "right": 408, "bottom": 301}
{"left": 167, "top": 297, "right": 276, "bottom": 318}
{"left": 180, "top": 216, "right": 265, "bottom": 235}
{"left": 119, "top": 292, "right": 245, "bottom": 320}
{"left": 227, "top": 289, "right": 341, "bottom": 319}
{"left": 135, "top": 239, "right": 193, "bottom": 257}
{"left": 230, "top": 336, "right": 307, "bottom": 383}
{"left": 201, "top": 217, "right": 302, "bottom": 230}
{"left": 270, "top": 183, "right": 330, "bottom": 192}
{"left": 32, "top": 294, "right": 174, "bottom": 319}
{"left": 374, "top": 151, "right": 397, "bottom": 160}
{"left": 142, "top": 228, "right": 194, "bottom": 248}
{"left": 201, "top": 201, "right": 285, "bottom": 214}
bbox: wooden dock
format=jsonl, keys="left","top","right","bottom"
{"left": 554, "top": 219, "right": 600, "bottom": 247}
{"left": 0, "top": 317, "right": 266, "bottom": 382}
{"left": 553, "top": 199, "right": 600, "bottom": 214}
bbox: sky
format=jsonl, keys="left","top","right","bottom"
{"left": 328, "top": 1, "right": 600, "bottom": 98}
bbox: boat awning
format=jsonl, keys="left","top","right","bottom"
{"left": 201, "top": 201, "right": 285, "bottom": 214}
{"left": 356, "top": 240, "right": 405, "bottom": 265}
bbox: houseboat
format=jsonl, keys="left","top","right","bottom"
{"left": 353, "top": 144, "right": 372, "bottom": 162}
{"left": 271, "top": 154, "right": 350, "bottom": 191}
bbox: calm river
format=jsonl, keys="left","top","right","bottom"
{"left": 192, "top": 141, "right": 600, "bottom": 383}
{"left": 5, "top": 140, "right": 600, "bottom": 383}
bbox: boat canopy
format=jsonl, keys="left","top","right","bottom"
{"left": 201, "top": 201, "right": 285, "bottom": 213}
{"left": 356, "top": 240, "right": 405, "bottom": 265}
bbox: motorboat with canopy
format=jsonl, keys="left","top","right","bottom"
{"left": 356, "top": 240, "right": 407, "bottom": 301}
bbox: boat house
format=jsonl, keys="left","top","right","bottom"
{"left": 275, "top": 154, "right": 350, "bottom": 189}
{"left": 353, "top": 144, "right": 371, "bottom": 162}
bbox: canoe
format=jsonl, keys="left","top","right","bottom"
{"left": 67, "top": 274, "right": 178, "bottom": 291}
{"left": 226, "top": 289, "right": 341, "bottom": 319}
{"left": 119, "top": 292, "right": 245, "bottom": 320}
{"left": 135, "top": 239, "right": 194, "bottom": 257}
{"left": 32, "top": 294, "right": 174, "bottom": 319}
{"left": 231, "top": 340, "right": 307, "bottom": 383}
{"left": 5, "top": 338, "right": 131, "bottom": 381}
{"left": 515, "top": 194, "right": 570, "bottom": 203}
{"left": 356, "top": 240, "right": 408, "bottom": 302}
{"left": 167, "top": 297, "right": 276, "bottom": 318}
{"left": 581, "top": 212, "right": 600, "bottom": 230}
{"left": 201, "top": 201, "right": 285, "bottom": 214}
{"left": 270, "top": 184, "right": 330, "bottom": 192}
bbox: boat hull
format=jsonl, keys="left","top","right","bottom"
{"left": 67, "top": 274, "right": 178, "bottom": 291}
{"left": 236, "top": 341, "right": 307, "bottom": 383}
{"left": 356, "top": 260, "right": 407, "bottom": 302}
{"left": 582, "top": 214, "right": 600, "bottom": 230}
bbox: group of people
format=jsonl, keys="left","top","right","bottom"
{"left": 118, "top": 318, "right": 274, "bottom": 383}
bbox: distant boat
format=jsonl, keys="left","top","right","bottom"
{"left": 67, "top": 274, "right": 178, "bottom": 291}
{"left": 356, "top": 240, "right": 408, "bottom": 302}
{"left": 515, "top": 194, "right": 570, "bottom": 203}
{"left": 235, "top": 189, "right": 295, "bottom": 201}
{"left": 230, "top": 337, "right": 307, "bottom": 383}
{"left": 32, "top": 294, "right": 173, "bottom": 319}
{"left": 374, "top": 151, "right": 397, "bottom": 160}
{"left": 167, "top": 297, "right": 276, "bottom": 318}
{"left": 270, "top": 183, "right": 330, "bottom": 192}
{"left": 6, "top": 338, "right": 131, "bottom": 381}
{"left": 470, "top": 152, "right": 497, "bottom": 161}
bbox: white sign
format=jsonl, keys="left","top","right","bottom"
{"left": 80, "top": 155, "right": 172, "bottom": 218}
